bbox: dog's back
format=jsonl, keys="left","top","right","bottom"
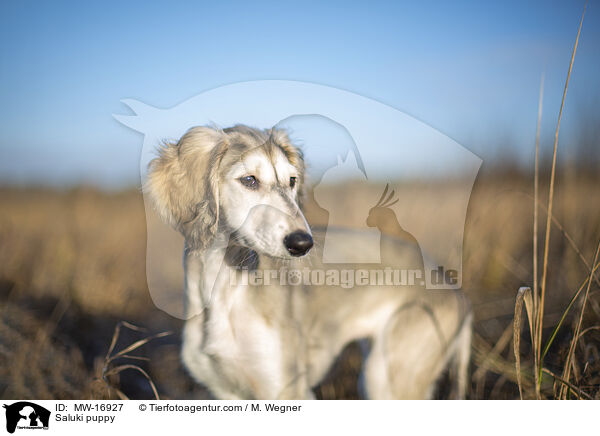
{"left": 258, "top": 228, "right": 472, "bottom": 399}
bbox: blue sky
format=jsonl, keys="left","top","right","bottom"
{"left": 0, "top": 0, "right": 598, "bottom": 187}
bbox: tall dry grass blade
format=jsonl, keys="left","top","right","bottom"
{"left": 472, "top": 334, "right": 526, "bottom": 386}
{"left": 105, "top": 364, "right": 161, "bottom": 400}
{"left": 532, "top": 198, "right": 600, "bottom": 287}
{"left": 542, "top": 368, "right": 592, "bottom": 400}
{"left": 541, "top": 261, "right": 600, "bottom": 361}
{"left": 536, "top": 0, "right": 587, "bottom": 386}
{"left": 107, "top": 331, "right": 172, "bottom": 364}
{"left": 101, "top": 321, "right": 173, "bottom": 400}
{"left": 531, "top": 72, "right": 545, "bottom": 398}
{"left": 533, "top": 72, "right": 545, "bottom": 313}
{"left": 118, "top": 355, "right": 151, "bottom": 361}
{"left": 579, "top": 325, "right": 600, "bottom": 339}
{"left": 513, "top": 286, "right": 535, "bottom": 399}
{"left": 473, "top": 323, "right": 513, "bottom": 380}
{"left": 105, "top": 321, "right": 148, "bottom": 361}
{"left": 559, "top": 240, "right": 600, "bottom": 399}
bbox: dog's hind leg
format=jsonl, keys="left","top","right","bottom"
{"left": 362, "top": 303, "right": 450, "bottom": 399}
{"left": 450, "top": 311, "right": 472, "bottom": 399}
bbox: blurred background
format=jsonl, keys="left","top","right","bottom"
{"left": 0, "top": 0, "right": 598, "bottom": 399}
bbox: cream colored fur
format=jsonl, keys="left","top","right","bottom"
{"left": 146, "top": 125, "right": 472, "bottom": 399}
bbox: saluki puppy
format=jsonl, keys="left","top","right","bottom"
{"left": 146, "top": 125, "right": 472, "bottom": 399}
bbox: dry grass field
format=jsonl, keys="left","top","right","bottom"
{"left": 0, "top": 168, "right": 598, "bottom": 400}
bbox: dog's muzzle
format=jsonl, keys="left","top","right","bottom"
{"left": 283, "top": 230, "right": 313, "bottom": 257}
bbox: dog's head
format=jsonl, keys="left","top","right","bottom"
{"left": 146, "top": 124, "right": 312, "bottom": 258}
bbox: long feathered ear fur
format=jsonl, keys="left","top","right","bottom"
{"left": 145, "top": 126, "right": 228, "bottom": 249}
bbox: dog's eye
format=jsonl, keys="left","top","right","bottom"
{"left": 239, "top": 175, "right": 259, "bottom": 189}
{"left": 290, "top": 177, "right": 297, "bottom": 189}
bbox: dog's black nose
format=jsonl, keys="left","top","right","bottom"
{"left": 284, "top": 231, "right": 313, "bottom": 256}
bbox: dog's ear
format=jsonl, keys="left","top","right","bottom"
{"left": 145, "top": 126, "right": 228, "bottom": 249}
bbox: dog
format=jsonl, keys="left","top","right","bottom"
{"left": 145, "top": 124, "right": 472, "bottom": 399}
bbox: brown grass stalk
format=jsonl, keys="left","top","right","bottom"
{"left": 559, "top": 240, "right": 600, "bottom": 399}
{"left": 541, "top": 260, "right": 600, "bottom": 361}
{"left": 531, "top": 71, "right": 544, "bottom": 398}
{"left": 543, "top": 368, "right": 592, "bottom": 400}
{"left": 514, "top": 286, "right": 535, "bottom": 399}
{"left": 532, "top": 199, "right": 600, "bottom": 288}
{"left": 100, "top": 321, "right": 172, "bottom": 400}
{"left": 536, "top": 0, "right": 586, "bottom": 393}
{"left": 533, "top": 72, "right": 544, "bottom": 314}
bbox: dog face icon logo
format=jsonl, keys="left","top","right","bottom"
{"left": 2, "top": 402, "right": 50, "bottom": 433}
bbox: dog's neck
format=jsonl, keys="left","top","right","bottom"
{"left": 183, "top": 234, "right": 259, "bottom": 318}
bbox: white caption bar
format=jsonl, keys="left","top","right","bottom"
{"left": 1, "top": 400, "right": 596, "bottom": 435}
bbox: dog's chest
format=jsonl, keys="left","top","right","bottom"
{"left": 201, "top": 283, "right": 288, "bottom": 397}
